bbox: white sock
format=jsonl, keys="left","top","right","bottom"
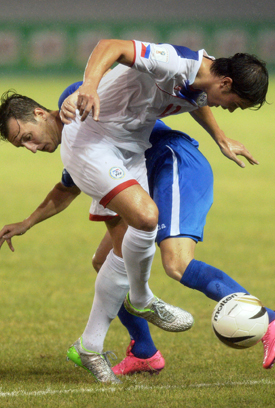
{"left": 82, "top": 249, "right": 129, "bottom": 353}
{"left": 122, "top": 226, "right": 157, "bottom": 309}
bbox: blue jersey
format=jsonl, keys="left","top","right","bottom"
{"left": 59, "top": 83, "right": 213, "bottom": 245}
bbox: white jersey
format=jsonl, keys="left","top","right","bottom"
{"left": 62, "top": 41, "right": 210, "bottom": 155}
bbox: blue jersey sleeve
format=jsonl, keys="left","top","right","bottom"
{"left": 59, "top": 82, "right": 83, "bottom": 188}
{"left": 58, "top": 81, "right": 83, "bottom": 110}
{"left": 61, "top": 169, "right": 76, "bottom": 188}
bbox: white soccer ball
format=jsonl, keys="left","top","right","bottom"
{"left": 212, "top": 292, "right": 269, "bottom": 349}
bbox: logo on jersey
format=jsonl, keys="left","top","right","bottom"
{"left": 152, "top": 45, "right": 169, "bottom": 63}
{"left": 109, "top": 167, "right": 125, "bottom": 179}
{"left": 158, "top": 223, "right": 167, "bottom": 231}
{"left": 141, "top": 43, "right": 151, "bottom": 59}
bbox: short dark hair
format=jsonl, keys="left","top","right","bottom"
{"left": 0, "top": 90, "right": 50, "bottom": 141}
{"left": 210, "top": 53, "right": 269, "bottom": 109}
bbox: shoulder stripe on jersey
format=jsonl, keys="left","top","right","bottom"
{"left": 171, "top": 45, "right": 199, "bottom": 61}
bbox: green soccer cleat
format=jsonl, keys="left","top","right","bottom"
{"left": 66, "top": 337, "right": 121, "bottom": 384}
{"left": 124, "top": 293, "right": 194, "bottom": 332}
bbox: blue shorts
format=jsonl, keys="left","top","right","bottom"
{"left": 146, "top": 122, "right": 214, "bottom": 245}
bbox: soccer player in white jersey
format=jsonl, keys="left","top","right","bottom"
{"left": 0, "top": 40, "right": 269, "bottom": 382}
{"left": 59, "top": 39, "right": 268, "bottom": 381}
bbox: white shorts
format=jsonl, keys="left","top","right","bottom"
{"left": 61, "top": 134, "right": 149, "bottom": 221}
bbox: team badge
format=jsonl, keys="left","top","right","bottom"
{"left": 109, "top": 167, "right": 125, "bottom": 179}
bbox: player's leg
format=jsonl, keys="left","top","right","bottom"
{"left": 92, "top": 229, "right": 115, "bottom": 272}
{"left": 153, "top": 137, "right": 275, "bottom": 369}
{"left": 67, "top": 216, "right": 128, "bottom": 383}
{"left": 107, "top": 183, "right": 193, "bottom": 332}
{"left": 92, "top": 229, "right": 159, "bottom": 357}
{"left": 64, "top": 143, "right": 157, "bottom": 322}
{"left": 92, "top": 229, "right": 165, "bottom": 375}
{"left": 152, "top": 137, "right": 253, "bottom": 303}
{"left": 66, "top": 144, "right": 192, "bottom": 381}
{"left": 161, "top": 236, "right": 249, "bottom": 300}
{"left": 107, "top": 183, "right": 158, "bottom": 307}
{"left": 161, "top": 237, "right": 275, "bottom": 369}
{"left": 81, "top": 216, "right": 129, "bottom": 352}
{"left": 63, "top": 144, "right": 148, "bottom": 382}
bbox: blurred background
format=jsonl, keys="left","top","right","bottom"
{"left": 0, "top": 0, "right": 275, "bottom": 76}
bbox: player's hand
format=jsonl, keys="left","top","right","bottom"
{"left": 218, "top": 136, "right": 259, "bottom": 168}
{"left": 77, "top": 83, "right": 100, "bottom": 122}
{"left": 0, "top": 221, "right": 30, "bottom": 252}
{"left": 60, "top": 93, "right": 78, "bottom": 124}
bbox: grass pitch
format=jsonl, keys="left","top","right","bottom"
{"left": 0, "top": 76, "right": 275, "bottom": 407}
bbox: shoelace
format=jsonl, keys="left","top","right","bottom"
{"left": 102, "top": 351, "right": 118, "bottom": 367}
{"left": 152, "top": 300, "right": 175, "bottom": 322}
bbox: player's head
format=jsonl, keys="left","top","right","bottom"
{"left": 0, "top": 91, "right": 60, "bottom": 153}
{"left": 0, "top": 91, "right": 50, "bottom": 140}
{"left": 210, "top": 53, "right": 268, "bottom": 110}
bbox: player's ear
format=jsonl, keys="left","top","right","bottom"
{"left": 33, "top": 107, "right": 47, "bottom": 120}
{"left": 221, "top": 77, "right": 233, "bottom": 92}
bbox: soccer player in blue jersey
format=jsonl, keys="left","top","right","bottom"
{"left": 0, "top": 74, "right": 274, "bottom": 379}
{"left": 89, "top": 118, "right": 275, "bottom": 375}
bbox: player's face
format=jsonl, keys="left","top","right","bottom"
{"left": 207, "top": 90, "right": 251, "bottom": 113}
{"left": 7, "top": 112, "right": 60, "bottom": 153}
{"left": 206, "top": 77, "right": 251, "bottom": 112}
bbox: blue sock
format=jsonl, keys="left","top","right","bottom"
{"left": 117, "top": 304, "right": 158, "bottom": 359}
{"left": 181, "top": 259, "right": 275, "bottom": 324}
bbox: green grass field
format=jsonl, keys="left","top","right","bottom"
{"left": 0, "top": 76, "right": 275, "bottom": 408}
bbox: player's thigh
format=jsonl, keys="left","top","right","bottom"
{"left": 61, "top": 144, "right": 137, "bottom": 202}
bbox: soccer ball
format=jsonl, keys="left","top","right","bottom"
{"left": 212, "top": 293, "right": 269, "bottom": 349}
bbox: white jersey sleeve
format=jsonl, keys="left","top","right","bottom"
{"left": 132, "top": 41, "right": 204, "bottom": 87}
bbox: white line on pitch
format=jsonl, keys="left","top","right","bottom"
{"left": 0, "top": 379, "right": 274, "bottom": 398}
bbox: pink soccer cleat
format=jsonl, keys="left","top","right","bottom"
{"left": 262, "top": 320, "right": 275, "bottom": 369}
{"left": 112, "top": 341, "right": 165, "bottom": 375}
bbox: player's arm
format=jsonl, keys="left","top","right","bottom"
{"left": 0, "top": 183, "right": 81, "bottom": 252}
{"left": 190, "top": 106, "right": 259, "bottom": 168}
{"left": 76, "top": 39, "right": 135, "bottom": 122}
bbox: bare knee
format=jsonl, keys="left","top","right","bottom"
{"left": 133, "top": 204, "right": 159, "bottom": 231}
{"left": 163, "top": 258, "right": 191, "bottom": 281}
